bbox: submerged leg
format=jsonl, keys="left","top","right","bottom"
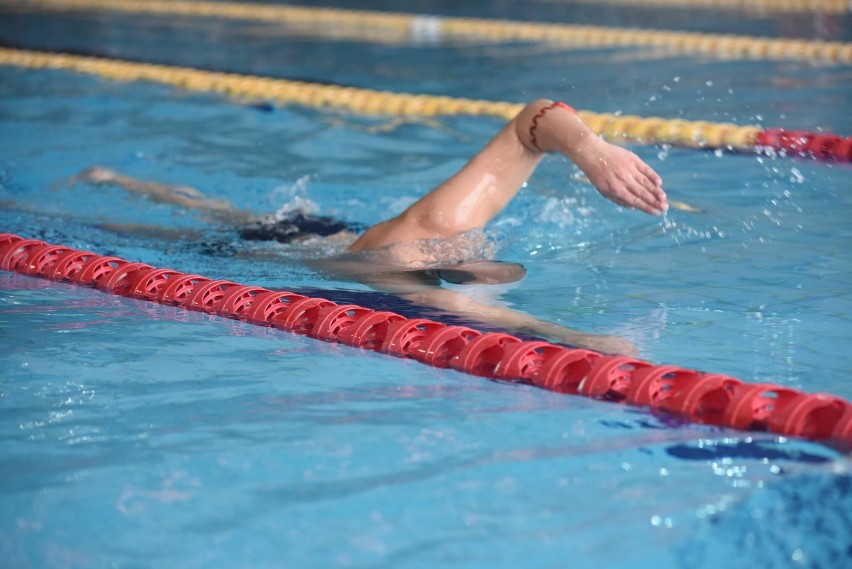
{"left": 97, "top": 222, "right": 203, "bottom": 241}
{"left": 400, "top": 286, "right": 636, "bottom": 355}
{"left": 311, "top": 257, "right": 636, "bottom": 355}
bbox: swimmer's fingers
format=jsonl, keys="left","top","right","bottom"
{"left": 625, "top": 181, "right": 667, "bottom": 215}
{"left": 626, "top": 160, "right": 667, "bottom": 215}
{"left": 594, "top": 177, "right": 638, "bottom": 212}
{"left": 638, "top": 161, "right": 663, "bottom": 190}
{"left": 627, "top": 191, "right": 662, "bottom": 216}
{"left": 636, "top": 162, "right": 665, "bottom": 198}
{"left": 607, "top": 173, "right": 664, "bottom": 215}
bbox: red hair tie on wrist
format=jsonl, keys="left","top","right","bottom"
{"left": 529, "top": 101, "right": 576, "bottom": 152}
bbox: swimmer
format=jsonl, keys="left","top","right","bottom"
{"left": 71, "top": 99, "right": 667, "bottom": 354}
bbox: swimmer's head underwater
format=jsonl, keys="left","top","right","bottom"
{"left": 237, "top": 212, "right": 367, "bottom": 244}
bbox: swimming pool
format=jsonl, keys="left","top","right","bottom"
{"left": 1, "top": 1, "right": 851, "bottom": 567}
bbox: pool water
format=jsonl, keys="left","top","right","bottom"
{"left": 1, "top": 1, "right": 851, "bottom": 567}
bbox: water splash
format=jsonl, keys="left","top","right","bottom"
{"left": 269, "top": 175, "right": 319, "bottom": 219}
{"left": 538, "top": 196, "right": 578, "bottom": 227}
{"left": 658, "top": 213, "right": 726, "bottom": 246}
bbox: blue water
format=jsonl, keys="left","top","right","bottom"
{"left": 1, "top": 2, "right": 851, "bottom": 568}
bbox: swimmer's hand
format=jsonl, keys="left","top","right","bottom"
{"left": 571, "top": 173, "right": 700, "bottom": 214}
{"left": 572, "top": 138, "right": 668, "bottom": 216}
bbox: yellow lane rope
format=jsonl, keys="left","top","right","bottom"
{"left": 3, "top": 0, "right": 851, "bottom": 64}
{"left": 0, "top": 47, "right": 761, "bottom": 151}
{"left": 542, "top": 0, "right": 850, "bottom": 15}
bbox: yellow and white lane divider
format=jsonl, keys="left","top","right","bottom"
{"left": 2, "top": 0, "right": 851, "bottom": 63}
{"left": 0, "top": 47, "right": 767, "bottom": 153}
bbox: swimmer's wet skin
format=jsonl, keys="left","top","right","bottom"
{"left": 69, "top": 99, "right": 665, "bottom": 355}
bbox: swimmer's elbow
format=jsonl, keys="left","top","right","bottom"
{"left": 516, "top": 99, "right": 558, "bottom": 153}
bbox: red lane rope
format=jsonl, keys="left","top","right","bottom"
{"left": 755, "top": 129, "right": 852, "bottom": 162}
{"left": 2, "top": 232, "right": 850, "bottom": 449}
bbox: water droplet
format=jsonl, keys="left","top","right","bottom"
{"left": 789, "top": 167, "right": 804, "bottom": 184}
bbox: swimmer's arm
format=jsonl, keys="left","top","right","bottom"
{"left": 349, "top": 99, "right": 666, "bottom": 252}
{"left": 68, "top": 166, "right": 254, "bottom": 224}
{"left": 400, "top": 287, "right": 637, "bottom": 356}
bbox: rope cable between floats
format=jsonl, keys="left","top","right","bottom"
{"left": 3, "top": 0, "right": 852, "bottom": 63}
{"left": 1, "top": 233, "right": 849, "bottom": 449}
